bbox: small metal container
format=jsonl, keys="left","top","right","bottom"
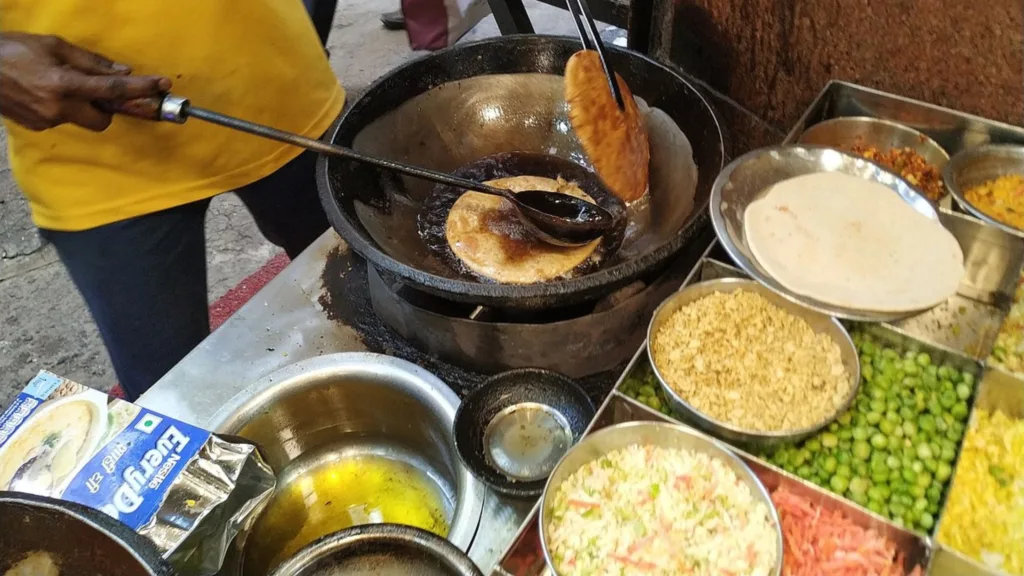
{"left": 269, "top": 524, "right": 483, "bottom": 576}
{"left": 944, "top": 144, "right": 1024, "bottom": 238}
{"left": 646, "top": 278, "right": 861, "bottom": 447}
{"left": 538, "top": 421, "right": 784, "bottom": 575}
{"left": 798, "top": 116, "right": 950, "bottom": 197}
{"left": 710, "top": 144, "right": 940, "bottom": 322}
{"left": 453, "top": 368, "right": 595, "bottom": 499}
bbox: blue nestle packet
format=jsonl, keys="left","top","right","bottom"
{"left": 0, "top": 371, "right": 275, "bottom": 575}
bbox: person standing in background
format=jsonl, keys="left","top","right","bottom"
{"left": 0, "top": 0, "right": 344, "bottom": 400}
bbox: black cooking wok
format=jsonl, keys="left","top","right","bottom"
{"left": 317, "top": 35, "right": 724, "bottom": 309}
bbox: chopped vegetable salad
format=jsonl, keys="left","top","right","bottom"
{"left": 547, "top": 444, "right": 777, "bottom": 575}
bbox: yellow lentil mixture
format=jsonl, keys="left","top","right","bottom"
{"left": 964, "top": 174, "right": 1024, "bottom": 230}
{"left": 936, "top": 409, "right": 1024, "bottom": 574}
{"left": 650, "top": 290, "right": 852, "bottom": 432}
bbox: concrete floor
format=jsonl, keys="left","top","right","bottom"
{"left": 0, "top": 0, "right": 611, "bottom": 408}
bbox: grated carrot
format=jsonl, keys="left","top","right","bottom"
{"left": 772, "top": 486, "right": 924, "bottom": 575}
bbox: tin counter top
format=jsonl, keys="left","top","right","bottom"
{"left": 136, "top": 230, "right": 535, "bottom": 572}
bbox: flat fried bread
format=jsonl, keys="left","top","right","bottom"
{"left": 445, "top": 176, "right": 601, "bottom": 284}
{"left": 744, "top": 172, "right": 964, "bottom": 313}
{"left": 565, "top": 50, "right": 649, "bottom": 203}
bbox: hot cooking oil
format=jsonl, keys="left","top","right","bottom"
{"left": 241, "top": 453, "right": 451, "bottom": 575}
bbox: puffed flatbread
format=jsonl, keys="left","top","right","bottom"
{"left": 565, "top": 50, "right": 649, "bottom": 203}
{"left": 744, "top": 172, "right": 964, "bottom": 313}
{"left": 445, "top": 176, "right": 601, "bottom": 284}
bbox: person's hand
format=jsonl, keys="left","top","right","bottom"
{"left": 0, "top": 33, "right": 172, "bottom": 132}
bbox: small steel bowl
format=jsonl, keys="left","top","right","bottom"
{"left": 646, "top": 278, "right": 861, "bottom": 448}
{"left": 798, "top": 116, "right": 950, "bottom": 202}
{"left": 269, "top": 524, "right": 482, "bottom": 576}
{"left": 710, "top": 145, "right": 940, "bottom": 322}
{"left": 539, "top": 421, "right": 783, "bottom": 575}
{"left": 453, "top": 368, "right": 595, "bottom": 499}
{"left": 944, "top": 144, "right": 1024, "bottom": 238}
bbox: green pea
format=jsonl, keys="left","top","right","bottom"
{"left": 853, "top": 427, "right": 869, "bottom": 441}
{"left": 924, "top": 458, "right": 938, "bottom": 473}
{"left": 836, "top": 451, "right": 852, "bottom": 465}
{"left": 854, "top": 460, "right": 869, "bottom": 477}
{"left": 961, "top": 372, "right": 975, "bottom": 387}
{"left": 805, "top": 438, "right": 822, "bottom": 453}
{"left": 903, "top": 421, "right": 918, "bottom": 439}
{"left": 648, "top": 397, "right": 663, "bottom": 410}
{"left": 836, "top": 464, "right": 853, "bottom": 478}
{"left": 830, "top": 475, "right": 850, "bottom": 494}
{"left": 886, "top": 455, "right": 901, "bottom": 470}
{"left": 838, "top": 428, "right": 853, "bottom": 441}
{"left": 867, "top": 500, "right": 887, "bottom": 516}
{"left": 909, "top": 484, "right": 927, "bottom": 499}
{"left": 916, "top": 443, "right": 934, "bottom": 461}
{"left": 838, "top": 412, "right": 854, "bottom": 426}
{"left": 951, "top": 401, "right": 970, "bottom": 421}
{"left": 939, "top": 390, "right": 958, "bottom": 409}
{"left": 638, "top": 385, "right": 656, "bottom": 397}
{"left": 955, "top": 383, "right": 971, "bottom": 401}
{"left": 926, "top": 484, "right": 943, "bottom": 504}
{"left": 853, "top": 441, "right": 872, "bottom": 461}
{"left": 915, "top": 352, "right": 931, "bottom": 367}
{"left": 870, "top": 433, "right": 888, "bottom": 450}
{"left": 866, "top": 411, "right": 883, "bottom": 425}
{"left": 821, "top": 433, "right": 839, "bottom": 448}
{"left": 912, "top": 460, "right": 925, "bottom": 474}
{"left": 919, "top": 511, "right": 935, "bottom": 531}
{"left": 935, "top": 461, "right": 952, "bottom": 482}
{"left": 797, "top": 464, "right": 813, "bottom": 479}
{"left": 871, "top": 469, "right": 890, "bottom": 484}
{"left": 918, "top": 414, "right": 937, "bottom": 434}
{"left": 823, "top": 455, "right": 839, "bottom": 474}
{"left": 917, "top": 471, "right": 933, "bottom": 488}
{"left": 902, "top": 468, "right": 918, "bottom": 483}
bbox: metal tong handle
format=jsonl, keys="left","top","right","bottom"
{"left": 104, "top": 94, "right": 523, "bottom": 201}
{"left": 566, "top": 0, "right": 625, "bottom": 111}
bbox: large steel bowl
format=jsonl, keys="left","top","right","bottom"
{"left": 710, "top": 145, "right": 940, "bottom": 322}
{"left": 538, "top": 421, "right": 783, "bottom": 575}
{"left": 944, "top": 144, "right": 1024, "bottom": 238}
{"left": 646, "top": 278, "right": 860, "bottom": 447}
{"left": 213, "top": 353, "right": 485, "bottom": 575}
{"left": 798, "top": 116, "right": 949, "bottom": 201}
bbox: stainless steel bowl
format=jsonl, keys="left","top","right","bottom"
{"left": 944, "top": 144, "right": 1024, "bottom": 238}
{"left": 213, "top": 353, "right": 485, "bottom": 575}
{"left": 538, "top": 421, "right": 783, "bottom": 575}
{"left": 646, "top": 278, "right": 860, "bottom": 447}
{"left": 798, "top": 116, "right": 950, "bottom": 201}
{"left": 710, "top": 145, "right": 940, "bottom": 322}
{"left": 269, "top": 524, "right": 482, "bottom": 576}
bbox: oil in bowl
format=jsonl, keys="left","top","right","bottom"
{"left": 241, "top": 453, "right": 451, "bottom": 575}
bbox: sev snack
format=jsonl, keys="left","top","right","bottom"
{"left": 851, "top": 145, "right": 944, "bottom": 202}
{"left": 650, "top": 290, "right": 851, "bottom": 432}
{"left": 964, "top": 174, "right": 1024, "bottom": 230}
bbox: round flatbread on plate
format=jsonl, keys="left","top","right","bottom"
{"left": 445, "top": 175, "right": 602, "bottom": 284}
{"left": 744, "top": 172, "right": 964, "bottom": 313}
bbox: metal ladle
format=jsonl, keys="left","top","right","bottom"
{"left": 110, "top": 95, "right": 615, "bottom": 247}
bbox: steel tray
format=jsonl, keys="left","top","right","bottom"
{"left": 492, "top": 81, "right": 1024, "bottom": 576}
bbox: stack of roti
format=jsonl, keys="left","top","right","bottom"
{"left": 744, "top": 172, "right": 964, "bottom": 313}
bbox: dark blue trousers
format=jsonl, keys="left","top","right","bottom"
{"left": 39, "top": 151, "right": 329, "bottom": 400}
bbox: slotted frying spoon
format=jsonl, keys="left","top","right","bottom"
{"left": 108, "top": 95, "right": 614, "bottom": 247}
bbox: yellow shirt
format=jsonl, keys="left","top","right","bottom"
{"left": 1, "top": 0, "right": 345, "bottom": 231}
